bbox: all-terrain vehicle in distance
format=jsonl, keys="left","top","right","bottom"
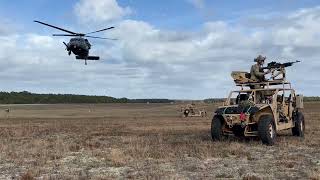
{"left": 181, "top": 103, "right": 207, "bottom": 117}
{"left": 211, "top": 74, "right": 305, "bottom": 145}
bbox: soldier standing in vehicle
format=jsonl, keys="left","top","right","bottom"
{"left": 250, "top": 55, "right": 270, "bottom": 83}
{"left": 250, "top": 55, "right": 271, "bottom": 102}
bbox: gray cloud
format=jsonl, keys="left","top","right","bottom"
{"left": 104, "top": 7, "right": 320, "bottom": 98}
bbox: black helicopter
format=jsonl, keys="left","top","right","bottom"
{"left": 34, "top": 20, "right": 116, "bottom": 65}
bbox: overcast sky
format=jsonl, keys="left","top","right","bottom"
{"left": 0, "top": 0, "right": 320, "bottom": 99}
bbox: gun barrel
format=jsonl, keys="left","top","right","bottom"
{"left": 263, "top": 60, "right": 300, "bottom": 69}
{"left": 285, "top": 60, "right": 301, "bottom": 66}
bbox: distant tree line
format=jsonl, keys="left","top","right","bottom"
{"left": 303, "top": 96, "right": 320, "bottom": 102}
{"left": 129, "top": 99, "right": 174, "bottom": 103}
{"left": 2, "top": 91, "right": 318, "bottom": 104}
{"left": 0, "top": 91, "right": 173, "bottom": 104}
{"left": 203, "top": 98, "right": 226, "bottom": 103}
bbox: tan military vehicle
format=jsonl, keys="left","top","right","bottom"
{"left": 211, "top": 78, "right": 305, "bottom": 145}
{"left": 181, "top": 103, "right": 207, "bottom": 117}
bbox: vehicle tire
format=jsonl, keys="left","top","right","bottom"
{"left": 211, "top": 116, "right": 224, "bottom": 141}
{"left": 292, "top": 112, "right": 305, "bottom": 137}
{"left": 184, "top": 109, "right": 189, "bottom": 117}
{"left": 258, "top": 115, "right": 276, "bottom": 145}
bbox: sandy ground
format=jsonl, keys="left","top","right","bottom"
{"left": 0, "top": 102, "right": 319, "bottom": 179}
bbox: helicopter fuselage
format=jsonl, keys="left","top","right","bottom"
{"left": 67, "top": 37, "right": 91, "bottom": 58}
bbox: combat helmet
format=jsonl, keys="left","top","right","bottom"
{"left": 254, "top": 55, "right": 266, "bottom": 62}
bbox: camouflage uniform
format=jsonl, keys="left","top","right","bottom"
{"left": 250, "top": 55, "right": 269, "bottom": 103}
{"left": 250, "top": 64, "right": 266, "bottom": 82}
{"left": 250, "top": 55, "right": 268, "bottom": 82}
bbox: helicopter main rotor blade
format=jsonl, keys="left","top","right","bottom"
{"left": 85, "top": 35, "right": 118, "bottom": 40}
{"left": 34, "top": 20, "right": 78, "bottom": 35}
{"left": 85, "top": 27, "right": 115, "bottom": 35}
{"left": 52, "top": 34, "right": 79, "bottom": 37}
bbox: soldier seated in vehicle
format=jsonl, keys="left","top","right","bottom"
{"left": 261, "top": 90, "right": 274, "bottom": 104}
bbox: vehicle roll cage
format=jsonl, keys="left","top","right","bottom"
{"left": 224, "top": 80, "right": 294, "bottom": 105}
{"left": 236, "top": 80, "right": 292, "bottom": 90}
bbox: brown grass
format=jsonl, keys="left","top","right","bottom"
{"left": 0, "top": 102, "right": 319, "bottom": 179}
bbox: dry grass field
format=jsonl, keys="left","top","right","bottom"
{"left": 0, "top": 102, "right": 319, "bottom": 179}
